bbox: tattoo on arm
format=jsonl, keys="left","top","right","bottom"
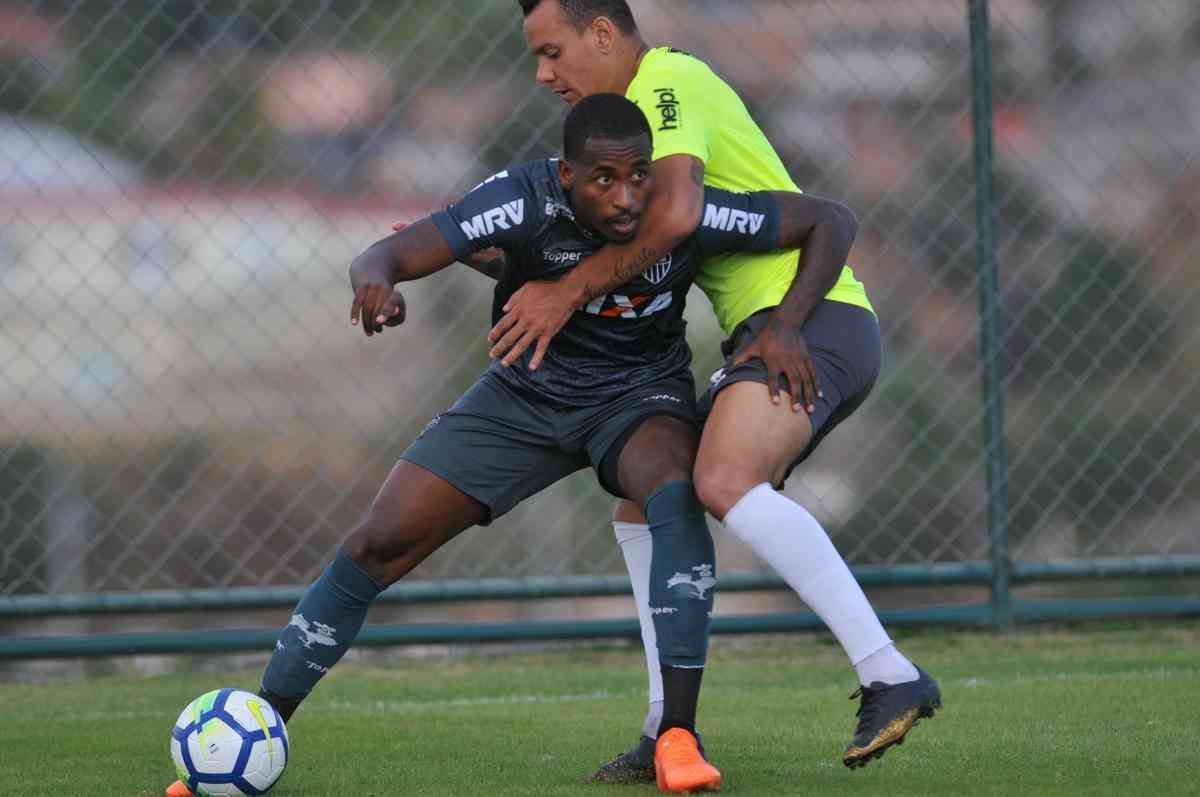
{"left": 615, "top": 247, "right": 660, "bottom": 284}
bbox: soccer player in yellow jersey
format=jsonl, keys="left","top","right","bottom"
{"left": 496, "top": 0, "right": 942, "bottom": 785}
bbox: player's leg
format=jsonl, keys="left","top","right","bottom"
{"left": 615, "top": 415, "right": 711, "bottom": 727}
{"left": 167, "top": 462, "right": 484, "bottom": 797}
{"left": 258, "top": 375, "right": 578, "bottom": 722}
{"left": 693, "top": 301, "right": 938, "bottom": 767}
{"left": 257, "top": 460, "right": 485, "bottom": 720}
{"left": 695, "top": 380, "right": 906, "bottom": 663}
{"left": 585, "top": 499, "right": 664, "bottom": 784}
{"left": 594, "top": 409, "right": 720, "bottom": 792}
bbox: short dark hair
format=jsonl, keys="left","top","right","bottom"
{"left": 563, "top": 93, "right": 651, "bottom": 162}
{"left": 519, "top": 0, "right": 638, "bottom": 35}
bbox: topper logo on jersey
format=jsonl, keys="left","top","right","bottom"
{"left": 460, "top": 199, "right": 525, "bottom": 241}
{"left": 543, "top": 249, "right": 585, "bottom": 265}
{"left": 641, "top": 253, "right": 673, "bottom": 284}
{"left": 654, "top": 87, "right": 680, "bottom": 131}
{"left": 703, "top": 203, "right": 765, "bottom": 235}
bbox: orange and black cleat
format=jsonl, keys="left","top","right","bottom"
{"left": 654, "top": 727, "right": 721, "bottom": 792}
{"left": 165, "top": 780, "right": 193, "bottom": 797}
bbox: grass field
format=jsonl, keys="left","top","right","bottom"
{"left": 3, "top": 621, "right": 1197, "bottom": 796}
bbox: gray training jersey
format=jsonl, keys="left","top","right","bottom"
{"left": 431, "top": 159, "right": 784, "bottom": 407}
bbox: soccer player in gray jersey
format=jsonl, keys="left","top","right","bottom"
{"left": 166, "top": 93, "right": 860, "bottom": 796}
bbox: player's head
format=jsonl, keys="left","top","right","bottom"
{"left": 558, "top": 93, "right": 652, "bottom": 244}
{"left": 519, "top": 0, "right": 641, "bottom": 105}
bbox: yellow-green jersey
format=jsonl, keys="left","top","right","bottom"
{"left": 626, "top": 47, "right": 873, "bottom": 333}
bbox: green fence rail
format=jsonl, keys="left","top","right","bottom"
{"left": 5, "top": 556, "right": 1200, "bottom": 620}
{"left": 8, "top": 597, "right": 1200, "bottom": 661}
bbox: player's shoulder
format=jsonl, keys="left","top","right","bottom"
{"left": 462, "top": 158, "right": 571, "bottom": 230}
{"left": 471, "top": 158, "right": 553, "bottom": 191}
{"left": 634, "top": 46, "right": 721, "bottom": 88}
{"left": 465, "top": 159, "right": 566, "bottom": 210}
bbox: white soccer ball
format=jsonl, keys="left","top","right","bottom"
{"left": 170, "top": 688, "right": 289, "bottom": 796}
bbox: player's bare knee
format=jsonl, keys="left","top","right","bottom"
{"left": 694, "top": 461, "right": 761, "bottom": 521}
{"left": 617, "top": 418, "right": 698, "bottom": 508}
{"left": 622, "top": 457, "right": 693, "bottom": 508}
{"left": 343, "top": 518, "right": 421, "bottom": 586}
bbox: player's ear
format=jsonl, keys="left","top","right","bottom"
{"left": 591, "top": 17, "right": 615, "bottom": 53}
{"left": 558, "top": 158, "right": 575, "bottom": 191}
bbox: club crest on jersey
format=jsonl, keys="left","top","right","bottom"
{"left": 641, "top": 253, "right": 673, "bottom": 284}
{"left": 667, "top": 563, "right": 716, "bottom": 600}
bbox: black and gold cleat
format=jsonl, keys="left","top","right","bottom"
{"left": 586, "top": 735, "right": 657, "bottom": 784}
{"left": 843, "top": 667, "right": 941, "bottom": 769}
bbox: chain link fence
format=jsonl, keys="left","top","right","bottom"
{"left": 1, "top": 1, "right": 1198, "bottom": 625}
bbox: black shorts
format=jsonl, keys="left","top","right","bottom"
{"left": 401, "top": 371, "right": 698, "bottom": 522}
{"left": 697, "top": 300, "right": 881, "bottom": 482}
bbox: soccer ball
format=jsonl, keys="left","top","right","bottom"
{"left": 171, "top": 688, "right": 289, "bottom": 796}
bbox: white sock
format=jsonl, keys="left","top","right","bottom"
{"left": 641, "top": 700, "right": 664, "bottom": 739}
{"left": 614, "top": 520, "right": 664, "bottom": 735}
{"left": 723, "top": 484, "right": 918, "bottom": 686}
{"left": 855, "top": 643, "right": 919, "bottom": 686}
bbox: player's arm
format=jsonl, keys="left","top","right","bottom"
{"left": 461, "top": 249, "right": 506, "bottom": 280}
{"left": 351, "top": 168, "right": 537, "bottom": 336}
{"left": 766, "top": 189, "right": 858, "bottom": 325}
{"left": 732, "top": 189, "right": 860, "bottom": 412}
{"left": 488, "top": 153, "right": 703, "bottom": 367}
{"left": 392, "top": 219, "right": 506, "bottom": 281}
{"left": 348, "top": 218, "right": 458, "bottom": 336}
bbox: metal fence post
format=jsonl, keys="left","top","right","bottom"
{"left": 967, "top": 0, "right": 1012, "bottom": 627}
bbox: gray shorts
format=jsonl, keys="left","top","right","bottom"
{"left": 697, "top": 299, "right": 881, "bottom": 481}
{"left": 401, "top": 371, "right": 698, "bottom": 522}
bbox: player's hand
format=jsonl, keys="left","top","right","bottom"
{"left": 487, "top": 280, "right": 574, "bottom": 370}
{"left": 351, "top": 283, "right": 405, "bottom": 337}
{"left": 732, "top": 315, "right": 821, "bottom": 413}
{"left": 380, "top": 289, "right": 406, "bottom": 327}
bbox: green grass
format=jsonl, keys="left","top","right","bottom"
{"left": 3, "top": 622, "right": 1198, "bottom": 796}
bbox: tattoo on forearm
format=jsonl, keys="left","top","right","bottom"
{"left": 689, "top": 160, "right": 704, "bottom": 187}
{"left": 580, "top": 280, "right": 602, "bottom": 302}
{"left": 613, "top": 246, "right": 659, "bottom": 286}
